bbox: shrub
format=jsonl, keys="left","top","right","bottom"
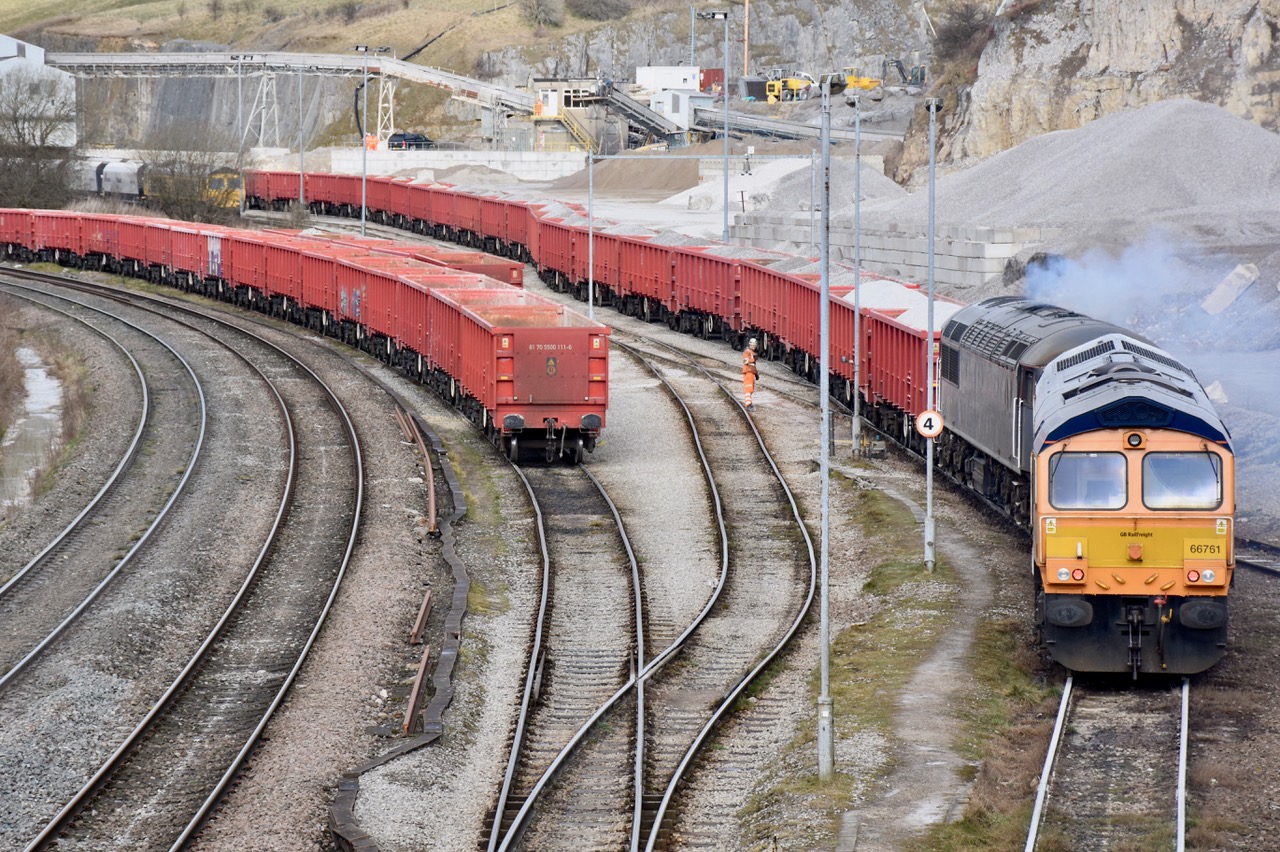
{"left": 933, "top": 1, "right": 993, "bottom": 65}
{"left": 521, "top": 0, "right": 564, "bottom": 28}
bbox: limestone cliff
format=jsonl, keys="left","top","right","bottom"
{"left": 920, "top": 0, "right": 1280, "bottom": 177}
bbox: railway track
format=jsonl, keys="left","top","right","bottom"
{"left": 1026, "top": 676, "right": 1189, "bottom": 851}
{"left": 486, "top": 462, "right": 642, "bottom": 850}
{"left": 620, "top": 333, "right": 815, "bottom": 850}
{"left": 0, "top": 280, "right": 204, "bottom": 688}
{"left": 483, "top": 326, "right": 815, "bottom": 850}
{"left": 1236, "top": 537, "right": 1280, "bottom": 575}
{"left": 0, "top": 270, "right": 364, "bottom": 850}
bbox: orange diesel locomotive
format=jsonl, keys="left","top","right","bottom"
{"left": 940, "top": 297, "right": 1233, "bottom": 675}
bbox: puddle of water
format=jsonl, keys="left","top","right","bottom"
{"left": 1, "top": 347, "right": 64, "bottom": 510}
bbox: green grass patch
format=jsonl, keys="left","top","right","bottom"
{"left": 737, "top": 479, "right": 965, "bottom": 847}
{"left": 465, "top": 573, "right": 509, "bottom": 617}
{"left": 906, "top": 616, "right": 1060, "bottom": 850}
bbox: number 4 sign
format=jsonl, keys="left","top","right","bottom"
{"left": 915, "top": 409, "right": 944, "bottom": 439}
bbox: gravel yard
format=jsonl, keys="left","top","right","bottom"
{"left": 2, "top": 96, "right": 1277, "bottom": 850}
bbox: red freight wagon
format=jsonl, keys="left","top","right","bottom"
{"left": 536, "top": 218, "right": 578, "bottom": 287}
{"left": 242, "top": 169, "right": 272, "bottom": 205}
{"left": 478, "top": 193, "right": 519, "bottom": 253}
{"left": 302, "top": 172, "right": 334, "bottom": 208}
{"left": 453, "top": 190, "right": 485, "bottom": 242}
{"left": 144, "top": 219, "right": 175, "bottom": 276}
{"left": 365, "top": 175, "right": 399, "bottom": 221}
{"left": 0, "top": 209, "right": 35, "bottom": 260}
{"left": 220, "top": 229, "right": 271, "bottom": 295}
{"left": 169, "top": 223, "right": 212, "bottom": 284}
{"left": 672, "top": 246, "right": 738, "bottom": 332}
{"left": 410, "top": 248, "right": 523, "bottom": 288}
{"left": 385, "top": 177, "right": 413, "bottom": 227}
{"left": 115, "top": 216, "right": 157, "bottom": 271}
{"left": 616, "top": 234, "right": 673, "bottom": 309}
{"left": 300, "top": 248, "right": 355, "bottom": 322}
{"left": 31, "top": 210, "right": 85, "bottom": 261}
{"left": 861, "top": 297, "right": 965, "bottom": 420}
{"left": 520, "top": 202, "right": 548, "bottom": 262}
{"left": 394, "top": 270, "right": 496, "bottom": 357}
{"left": 428, "top": 287, "right": 610, "bottom": 462}
{"left": 585, "top": 229, "right": 626, "bottom": 298}
{"left": 81, "top": 214, "right": 124, "bottom": 267}
{"left": 431, "top": 185, "right": 461, "bottom": 238}
{"left": 351, "top": 256, "right": 437, "bottom": 341}
{"left": 399, "top": 181, "right": 429, "bottom": 228}
{"left": 771, "top": 273, "right": 858, "bottom": 377}
{"left": 834, "top": 280, "right": 925, "bottom": 410}
{"left": 261, "top": 238, "right": 308, "bottom": 308}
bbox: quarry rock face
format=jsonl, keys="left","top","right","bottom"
{"left": 946, "top": 1, "right": 1280, "bottom": 167}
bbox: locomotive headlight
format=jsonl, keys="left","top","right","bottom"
{"left": 1057, "top": 568, "right": 1071, "bottom": 581}
{"left": 1187, "top": 570, "right": 1201, "bottom": 583}
{"left": 1202, "top": 569, "right": 1217, "bottom": 583}
{"left": 1126, "top": 432, "right": 1145, "bottom": 449}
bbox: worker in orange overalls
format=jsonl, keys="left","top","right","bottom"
{"left": 743, "top": 337, "right": 759, "bottom": 411}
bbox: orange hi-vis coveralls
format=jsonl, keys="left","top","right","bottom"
{"left": 743, "top": 344, "right": 759, "bottom": 408}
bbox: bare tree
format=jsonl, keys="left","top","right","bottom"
{"left": 0, "top": 64, "right": 78, "bottom": 209}
{"left": 521, "top": 0, "right": 563, "bottom": 28}
{"left": 139, "top": 125, "right": 241, "bottom": 224}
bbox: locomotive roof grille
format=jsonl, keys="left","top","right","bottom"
{"left": 944, "top": 320, "right": 969, "bottom": 341}
{"left": 1001, "top": 339, "right": 1030, "bottom": 361}
{"left": 1023, "top": 302, "right": 1086, "bottom": 320}
{"left": 1120, "top": 340, "right": 1190, "bottom": 376}
{"left": 961, "top": 319, "right": 1020, "bottom": 359}
{"left": 1054, "top": 340, "right": 1116, "bottom": 372}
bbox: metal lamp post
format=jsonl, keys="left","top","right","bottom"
{"left": 817, "top": 79, "right": 834, "bottom": 781}
{"left": 697, "top": 10, "right": 730, "bottom": 242}
{"left": 355, "top": 45, "right": 369, "bottom": 235}
{"left": 234, "top": 54, "right": 245, "bottom": 216}
{"left": 925, "top": 97, "right": 941, "bottom": 573}
{"left": 297, "top": 67, "right": 305, "bottom": 209}
{"left": 354, "top": 46, "right": 392, "bottom": 236}
{"left": 852, "top": 93, "right": 862, "bottom": 454}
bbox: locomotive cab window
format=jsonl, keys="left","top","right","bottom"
{"left": 1048, "top": 452, "right": 1127, "bottom": 510}
{"left": 1142, "top": 452, "right": 1222, "bottom": 510}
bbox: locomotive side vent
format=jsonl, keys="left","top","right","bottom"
{"left": 940, "top": 345, "right": 960, "bottom": 384}
{"left": 1095, "top": 398, "right": 1174, "bottom": 427}
{"left": 1055, "top": 340, "right": 1116, "bottom": 373}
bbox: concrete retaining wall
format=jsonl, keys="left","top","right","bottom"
{"left": 733, "top": 211, "right": 1057, "bottom": 290}
{"left": 329, "top": 149, "right": 586, "bottom": 182}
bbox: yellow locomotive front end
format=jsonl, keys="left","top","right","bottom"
{"left": 1035, "top": 426, "right": 1234, "bottom": 674}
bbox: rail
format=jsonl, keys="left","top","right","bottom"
{"left": 1025, "top": 677, "right": 1189, "bottom": 851}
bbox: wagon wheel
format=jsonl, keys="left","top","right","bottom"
{"left": 506, "top": 435, "right": 519, "bottom": 463}
{"left": 568, "top": 436, "right": 585, "bottom": 465}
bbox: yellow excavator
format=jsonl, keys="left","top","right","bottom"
{"left": 801, "top": 67, "right": 883, "bottom": 97}
{"left": 763, "top": 69, "right": 817, "bottom": 101}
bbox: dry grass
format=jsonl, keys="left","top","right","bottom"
{"left": 5, "top": 0, "right": 724, "bottom": 94}
{"left": 8, "top": 0, "right": 605, "bottom": 82}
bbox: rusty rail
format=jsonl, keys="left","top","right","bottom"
{"left": 402, "top": 645, "right": 433, "bottom": 736}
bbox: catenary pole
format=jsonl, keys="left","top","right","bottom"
{"left": 925, "top": 98, "right": 939, "bottom": 573}
{"left": 817, "top": 79, "right": 834, "bottom": 781}
{"left": 852, "top": 94, "right": 862, "bottom": 453}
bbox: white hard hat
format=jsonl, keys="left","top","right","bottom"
{"left": 748, "top": 337, "right": 758, "bottom": 347}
